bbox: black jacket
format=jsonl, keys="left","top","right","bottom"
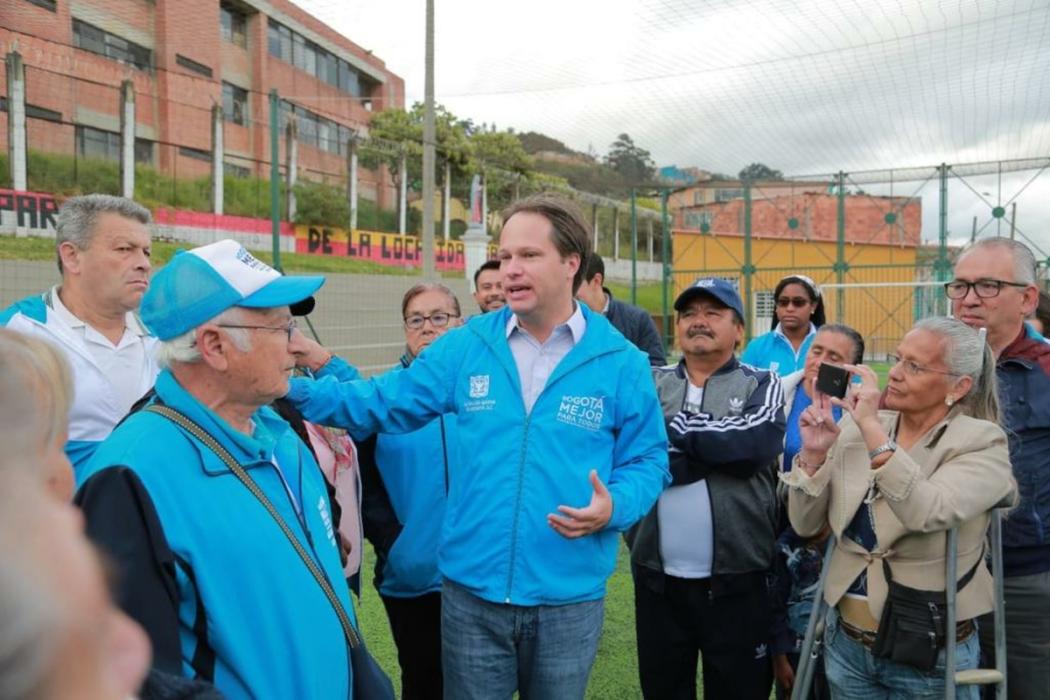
{"left": 604, "top": 289, "right": 666, "bottom": 366}
{"left": 626, "top": 357, "right": 785, "bottom": 594}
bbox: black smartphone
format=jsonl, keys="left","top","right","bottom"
{"left": 815, "top": 363, "right": 851, "bottom": 399}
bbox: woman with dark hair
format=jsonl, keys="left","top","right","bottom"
{"left": 742, "top": 275, "right": 827, "bottom": 374}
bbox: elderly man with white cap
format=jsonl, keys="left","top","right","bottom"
{"left": 75, "top": 240, "right": 368, "bottom": 699}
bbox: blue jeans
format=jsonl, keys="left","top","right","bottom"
{"left": 441, "top": 578, "right": 604, "bottom": 700}
{"left": 823, "top": 608, "right": 980, "bottom": 699}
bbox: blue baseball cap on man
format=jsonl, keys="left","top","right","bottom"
{"left": 674, "top": 277, "right": 745, "bottom": 323}
{"left": 141, "top": 239, "right": 325, "bottom": 340}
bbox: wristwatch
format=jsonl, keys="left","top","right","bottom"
{"left": 868, "top": 439, "right": 898, "bottom": 461}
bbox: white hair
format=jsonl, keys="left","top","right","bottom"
{"left": 155, "top": 307, "right": 253, "bottom": 368}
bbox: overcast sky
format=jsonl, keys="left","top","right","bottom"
{"left": 293, "top": 0, "right": 1050, "bottom": 252}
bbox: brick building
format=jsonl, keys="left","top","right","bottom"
{"left": 1, "top": 0, "right": 404, "bottom": 205}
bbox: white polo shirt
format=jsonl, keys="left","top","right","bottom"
{"left": 50, "top": 287, "right": 153, "bottom": 416}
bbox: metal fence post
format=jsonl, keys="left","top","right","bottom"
{"left": 743, "top": 181, "right": 754, "bottom": 341}
{"left": 836, "top": 171, "right": 847, "bottom": 321}
{"left": 269, "top": 89, "right": 282, "bottom": 271}
{"left": 630, "top": 189, "right": 638, "bottom": 305}
{"left": 938, "top": 163, "right": 950, "bottom": 285}
{"left": 661, "top": 189, "right": 671, "bottom": 351}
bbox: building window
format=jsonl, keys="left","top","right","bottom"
{"left": 134, "top": 139, "right": 154, "bottom": 165}
{"left": 267, "top": 18, "right": 377, "bottom": 100}
{"left": 72, "top": 19, "right": 152, "bottom": 71}
{"left": 224, "top": 162, "right": 251, "bottom": 179}
{"left": 714, "top": 188, "right": 743, "bottom": 203}
{"left": 76, "top": 125, "right": 120, "bottom": 161}
{"left": 0, "top": 97, "right": 62, "bottom": 123}
{"left": 175, "top": 54, "right": 213, "bottom": 78}
{"left": 222, "top": 82, "right": 248, "bottom": 126}
{"left": 76, "top": 126, "right": 154, "bottom": 164}
{"left": 25, "top": 0, "right": 57, "bottom": 12}
{"left": 178, "top": 146, "right": 212, "bottom": 162}
{"left": 280, "top": 100, "right": 351, "bottom": 156}
{"left": 220, "top": 4, "right": 247, "bottom": 48}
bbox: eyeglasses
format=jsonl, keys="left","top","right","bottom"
{"left": 887, "top": 354, "right": 959, "bottom": 377}
{"left": 217, "top": 320, "right": 297, "bottom": 342}
{"left": 404, "top": 312, "right": 458, "bottom": 330}
{"left": 777, "top": 296, "right": 810, "bottom": 308}
{"left": 944, "top": 279, "right": 1029, "bottom": 299}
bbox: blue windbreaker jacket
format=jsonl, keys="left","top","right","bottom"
{"left": 288, "top": 305, "right": 670, "bottom": 606}
{"left": 77, "top": 370, "right": 356, "bottom": 699}
{"left": 370, "top": 359, "right": 459, "bottom": 597}
{"left": 740, "top": 324, "right": 816, "bottom": 375}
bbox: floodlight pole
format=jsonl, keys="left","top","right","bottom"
{"left": 420, "top": 0, "right": 437, "bottom": 279}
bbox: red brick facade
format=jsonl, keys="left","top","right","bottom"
{"left": 1, "top": 0, "right": 404, "bottom": 206}
{"left": 675, "top": 192, "right": 921, "bottom": 247}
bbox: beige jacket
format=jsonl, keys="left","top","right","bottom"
{"left": 782, "top": 409, "right": 1015, "bottom": 622}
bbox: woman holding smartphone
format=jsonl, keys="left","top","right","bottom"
{"left": 781, "top": 317, "right": 1015, "bottom": 698}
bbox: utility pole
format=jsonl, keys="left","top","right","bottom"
{"left": 420, "top": 0, "right": 437, "bottom": 278}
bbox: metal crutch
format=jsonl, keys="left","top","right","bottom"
{"left": 944, "top": 508, "right": 1008, "bottom": 699}
{"left": 791, "top": 535, "right": 836, "bottom": 700}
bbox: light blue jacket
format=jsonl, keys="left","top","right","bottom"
{"left": 78, "top": 371, "right": 355, "bottom": 699}
{"left": 288, "top": 305, "right": 670, "bottom": 606}
{"left": 740, "top": 323, "right": 816, "bottom": 375}
{"left": 370, "top": 358, "right": 459, "bottom": 598}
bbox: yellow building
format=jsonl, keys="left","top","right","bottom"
{"left": 670, "top": 193, "right": 940, "bottom": 357}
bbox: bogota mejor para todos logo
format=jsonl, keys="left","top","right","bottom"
{"left": 556, "top": 395, "right": 605, "bottom": 432}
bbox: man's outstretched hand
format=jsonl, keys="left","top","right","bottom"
{"left": 548, "top": 470, "right": 613, "bottom": 539}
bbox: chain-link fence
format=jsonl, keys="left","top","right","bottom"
{"left": 666, "top": 158, "right": 1050, "bottom": 356}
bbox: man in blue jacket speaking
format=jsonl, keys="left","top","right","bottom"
{"left": 288, "top": 193, "right": 670, "bottom": 700}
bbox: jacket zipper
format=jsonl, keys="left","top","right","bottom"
{"left": 440, "top": 416, "right": 450, "bottom": 496}
{"left": 504, "top": 412, "right": 532, "bottom": 603}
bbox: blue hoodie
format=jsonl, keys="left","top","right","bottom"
{"left": 288, "top": 305, "right": 670, "bottom": 606}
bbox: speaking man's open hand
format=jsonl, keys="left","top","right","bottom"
{"left": 548, "top": 470, "right": 613, "bottom": 539}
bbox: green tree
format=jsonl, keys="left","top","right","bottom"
{"left": 470, "top": 130, "right": 535, "bottom": 212}
{"left": 359, "top": 107, "right": 422, "bottom": 196}
{"left": 604, "top": 133, "right": 655, "bottom": 185}
{"left": 738, "top": 162, "right": 784, "bottom": 181}
{"left": 414, "top": 103, "right": 473, "bottom": 188}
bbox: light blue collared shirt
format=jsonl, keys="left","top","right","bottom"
{"left": 506, "top": 303, "right": 587, "bottom": 414}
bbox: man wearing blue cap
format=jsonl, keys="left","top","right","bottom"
{"left": 74, "top": 240, "right": 361, "bottom": 699}
{"left": 626, "top": 277, "right": 786, "bottom": 700}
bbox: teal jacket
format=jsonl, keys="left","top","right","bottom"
{"left": 288, "top": 305, "right": 670, "bottom": 606}
{"left": 740, "top": 324, "right": 816, "bottom": 375}
{"left": 363, "top": 356, "right": 459, "bottom": 598}
{"left": 77, "top": 370, "right": 356, "bottom": 699}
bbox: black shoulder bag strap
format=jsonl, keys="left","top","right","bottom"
{"left": 144, "top": 404, "right": 361, "bottom": 650}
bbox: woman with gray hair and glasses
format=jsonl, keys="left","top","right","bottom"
{"left": 782, "top": 317, "right": 1016, "bottom": 699}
